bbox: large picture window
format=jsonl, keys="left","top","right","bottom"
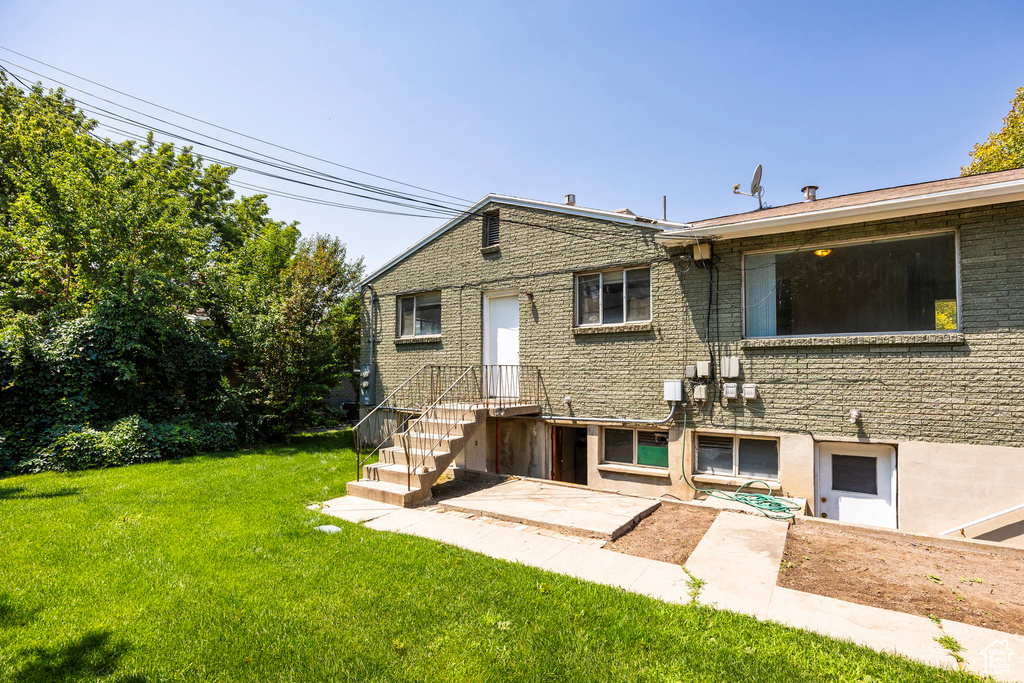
{"left": 695, "top": 434, "right": 779, "bottom": 480}
{"left": 398, "top": 292, "right": 441, "bottom": 337}
{"left": 576, "top": 266, "right": 651, "bottom": 326}
{"left": 743, "top": 232, "right": 958, "bottom": 337}
{"left": 603, "top": 428, "right": 669, "bottom": 468}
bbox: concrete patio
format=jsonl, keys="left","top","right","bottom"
{"left": 437, "top": 478, "right": 661, "bottom": 539}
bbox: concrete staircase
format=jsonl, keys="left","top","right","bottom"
{"left": 346, "top": 404, "right": 487, "bottom": 507}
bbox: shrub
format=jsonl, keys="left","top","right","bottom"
{"left": 24, "top": 417, "right": 160, "bottom": 473}
{"left": 148, "top": 418, "right": 238, "bottom": 460}
{"left": 18, "top": 415, "right": 242, "bottom": 473}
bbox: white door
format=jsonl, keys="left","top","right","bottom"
{"left": 817, "top": 442, "right": 897, "bottom": 528}
{"left": 484, "top": 293, "right": 519, "bottom": 398}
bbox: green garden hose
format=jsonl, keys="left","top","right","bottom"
{"left": 679, "top": 410, "right": 802, "bottom": 521}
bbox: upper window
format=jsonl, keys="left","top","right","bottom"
{"left": 695, "top": 434, "right": 779, "bottom": 480}
{"left": 398, "top": 292, "right": 441, "bottom": 337}
{"left": 604, "top": 428, "right": 669, "bottom": 468}
{"left": 483, "top": 214, "right": 500, "bottom": 247}
{"left": 743, "top": 232, "right": 958, "bottom": 338}
{"left": 576, "top": 266, "right": 651, "bottom": 326}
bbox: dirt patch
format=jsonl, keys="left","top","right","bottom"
{"left": 781, "top": 523, "right": 1024, "bottom": 635}
{"left": 604, "top": 502, "right": 719, "bottom": 565}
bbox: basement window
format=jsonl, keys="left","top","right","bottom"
{"left": 398, "top": 292, "right": 441, "bottom": 337}
{"left": 695, "top": 434, "right": 778, "bottom": 480}
{"left": 576, "top": 266, "right": 651, "bottom": 326}
{"left": 483, "top": 213, "right": 500, "bottom": 247}
{"left": 743, "top": 231, "right": 959, "bottom": 338}
{"left": 603, "top": 428, "right": 668, "bottom": 468}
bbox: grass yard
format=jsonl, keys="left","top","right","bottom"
{"left": 0, "top": 431, "right": 975, "bottom": 682}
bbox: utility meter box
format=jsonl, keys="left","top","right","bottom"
{"left": 723, "top": 382, "right": 739, "bottom": 400}
{"left": 696, "top": 361, "right": 711, "bottom": 378}
{"left": 742, "top": 383, "right": 759, "bottom": 400}
{"left": 685, "top": 365, "right": 697, "bottom": 379}
{"left": 720, "top": 356, "right": 740, "bottom": 378}
{"left": 693, "top": 242, "right": 713, "bottom": 262}
{"left": 359, "top": 362, "right": 376, "bottom": 406}
{"left": 663, "top": 380, "right": 684, "bottom": 402}
{"left": 693, "top": 385, "right": 708, "bottom": 402}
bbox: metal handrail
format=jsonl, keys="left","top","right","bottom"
{"left": 400, "top": 365, "right": 481, "bottom": 490}
{"left": 938, "top": 501, "right": 1024, "bottom": 537}
{"left": 354, "top": 364, "right": 430, "bottom": 482}
{"left": 354, "top": 364, "right": 541, "bottom": 487}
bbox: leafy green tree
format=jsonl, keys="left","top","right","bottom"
{"left": 216, "top": 234, "right": 363, "bottom": 440}
{"left": 962, "top": 86, "right": 1024, "bottom": 176}
{"left": 0, "top": 72, "right": 365, "bottom": 469}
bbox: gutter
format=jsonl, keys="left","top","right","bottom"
{"left": 658, "top": 176, "right": 1024, "bottom": 243}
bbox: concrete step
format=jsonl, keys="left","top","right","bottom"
{"left": 408, "top": 419, "right": 473, "bottom": 438}
{"left": 402, "top": 431, "right": 464, "bottom": 452}
{"left": 363, "top": 462, "right": 434, "bottom": 488}
{"left": 422, "top": 406, "right": 487, "bottom": 422}
{"left": 378, "top": 446, "right": 450, "bottom": 468}
{"left": 345, "top": 479, "right": 432, "bottom": 507}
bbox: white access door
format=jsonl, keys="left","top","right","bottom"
{"left": 817, "top": 442, "right": 897, "bottom": 528}
{"left": 484, "top": 293, "right": 519, "bottom": 398}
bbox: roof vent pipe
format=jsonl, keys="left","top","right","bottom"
{"left": 565, "top": 194, "right": 576, "bottom": 206}
{"left": 802, "top": 185, "right": 818, "bottom": 202}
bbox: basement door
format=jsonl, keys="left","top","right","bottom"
{"left": 483, "top": 292, "right": 519, "bottom": 399}
{"left": 816, "top": 442, "right": 897, "bottom": 528}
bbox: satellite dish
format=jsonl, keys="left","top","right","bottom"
{"left": 732, "top": 164, "right": 766, "bottom": 209}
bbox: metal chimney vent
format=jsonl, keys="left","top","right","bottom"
{"left": 565, "top": 194, "right": 576, "bottom": 206}
{"left": 802, "top": 185, "right": 818, "bottom": 202}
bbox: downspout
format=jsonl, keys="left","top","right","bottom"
{"left": 541, "top": 400, "right": 680, "bottom": 426}
{"left": 363, "top": 283, "right": 376, "bottom": 369}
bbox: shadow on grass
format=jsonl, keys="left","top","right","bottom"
{"left": 0, "top": 486, "right": 81, "bottom": 501}
{"left": 12, "top": 629, "right": 146, "bottom": 683}
{"left": 0, "top": 592, "right": 40, "bottom": 629}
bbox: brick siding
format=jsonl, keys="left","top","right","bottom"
{"left": 362, "top": 201, "right": 1024, "bottom": 449}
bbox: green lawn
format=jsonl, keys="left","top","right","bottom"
{"left": 0, "top": 431, "right": 972, "bottom": 682}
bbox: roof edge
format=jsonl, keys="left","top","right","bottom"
{"left": 359, "top": 194, "right": 690, "bottom": 287}
{"left": 658, "top": 176, "right": 1024, "bottom": 244}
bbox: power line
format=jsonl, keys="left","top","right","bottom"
{"left": 0, "top": 60, "right": 472, "bottom": 215}
{"left": 0, "top": 44, "right": 471, "bottom": 204}
{"left": 0, "top": 61, "right": 649, "bottom": 248}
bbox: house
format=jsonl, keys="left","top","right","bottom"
{"left": 349, "top": 168, "right": 1024, "bottom": 546}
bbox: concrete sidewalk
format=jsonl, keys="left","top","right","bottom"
{"left": 319, "top": 496, "right": 1024, "bottom": 682}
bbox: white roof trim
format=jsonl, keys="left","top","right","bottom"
{"left": 658, "top": 176, "right": 1024, "bottom": 244}
{"left": 360, "top": 194, "right": 690, "bottom": 286}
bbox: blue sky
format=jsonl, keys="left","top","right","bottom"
{"left": 2, "top": 1, "right": 1023, "bottom": 272}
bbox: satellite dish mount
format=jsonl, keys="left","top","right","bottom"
{"left": 732, "top": 164, "right": 765, "bottom": 209}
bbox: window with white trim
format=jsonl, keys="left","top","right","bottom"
{"left": 603, "top": 428, "right": 668, "bottom": 468}
{"left": 576, "top": 266, "right": 651, "bottom": 326}
{"left": 695, "top": 434, "right": 779, "bottom": 480}
{"left": 743, "top": 231, "right": 958, "bottom": 338}
{"left": 398, "top": 292, "right": 441, "bottom": 337}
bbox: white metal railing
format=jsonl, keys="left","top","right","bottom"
{"left": 938, "top": 501, "right": 1024, "bottom": 537}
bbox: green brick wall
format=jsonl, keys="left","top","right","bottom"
{"left": 361, "top": 200, "right": 1024, "bottom": 449}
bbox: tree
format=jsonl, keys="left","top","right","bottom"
{"left": 0, "top": 72, "right": 365, "bottom": 470}
{"left": 214, "top": 234, "right": 363, "bottom": 441}
{"left": 962, "top": 87, "right": 1024, "bottom": 176}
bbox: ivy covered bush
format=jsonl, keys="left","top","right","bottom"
{"left": 0, "top": 72, "right": 362, "bottom": 473}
